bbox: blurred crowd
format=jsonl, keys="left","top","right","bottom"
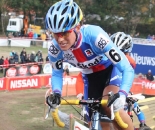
{"left": 0, "top": 47, "right": 50, "bottom": 74}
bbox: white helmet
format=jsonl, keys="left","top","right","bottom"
{"left": 110, "top": 32, "right": 133, "bottom": 52}
{"left": 45, "top": 0, "right": 83, "bottom": 33}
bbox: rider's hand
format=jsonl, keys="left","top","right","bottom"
{"left": 113, "top": 91, "right": 127, "bottom": 112}
{"left": 46, "top": 93, "right": 61, "bottom": 108}
{"left": 77, "top": 93, "right": 83, "bottom": 100}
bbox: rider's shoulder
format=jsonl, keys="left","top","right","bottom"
{"left": 81, "top": 24, "right": 104, "bottom": 33}
{"left": 48, "top": 39, "right": 62, "bottom": 59}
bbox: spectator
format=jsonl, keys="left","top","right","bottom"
{"left": 0, "top": 56, "right": 4, "bottom": 73}
{"left": 10, "top": 50, "right": 15, "bottom": 57}
{"left": 28, "top": 31, "right": 33, "bottom": 38}
{"left": 33, "top": 33, "right": 38, "bottom": 39}
{"left": 138, "top": 73, "right": 145, "bottom": 79}
{"left": 147, "top": 34, "right": 152, "bottom": 39}
{"left": 152, "top": 35, "right": 155, "bottom": 40}
{"left": 46, "top": 56, "right": 49, "bottom": 62}
{"left": 3, "top": 57, "right": 9, "bottom": 77}
{"left": 38, "top": 53, "right": 43, "bottom": 62}
{"left": 20, "top": 53, "right": 27, "bottom": 64}
{"left": 63, "top": 65, "right": 69, "bottom": 76}
{"left": 30, "top": 51, "right": 36, "bottom": 62}
{"left": 41, "top": 32, "right": 46, "bottom": 40}
{"left": 9, "top": 56, "right": 15, "bottom": 66}
{"left": 134, "top": 32, "right": 140, "bottom": 38}
{"left": 14, "top": 52, "right": 19, "bottom": 63}
{"left": 146, "top": 70, "right": 154, "bottom": 81}
{"left": 34, "top": 54, "right": 39, "bottom": 62}
{"left": 25, "top": 54, "right": 31, "bottom": 63}
{"left": 20, "top": 48, "right": 26, "bottom": 61}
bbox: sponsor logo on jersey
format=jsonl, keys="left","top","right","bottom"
{"left": 10, "top": 78, "right": 38, "bottom": 89}
{"left": 77, "top": 56, "right": 102, "bottom": 69}
{"left": 18, "top": 66, "right": 28, "bottom": 76}
{"left": 63, "top": 53, "right": 75, "bottom": 61}
{"left": 84, "top": 49, "right": 93, "bottom": 57}
{"left": 48, "top": 44, "right": 60, "bottom": 57}
{"left": 29, "top": 65, "right": 39, "bottom": 74}
{"left": 6, "top": 67, "right": 17, "bottom": 77}
{"left": 95, "top": 34, "right": 109, "bottom": 50}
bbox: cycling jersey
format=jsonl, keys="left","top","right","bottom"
{"left": 48, "top": 24, "right": 134, "bottom": 94}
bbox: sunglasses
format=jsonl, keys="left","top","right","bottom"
{"left": 53, "top": 29, "right": 73, "bottom": 39}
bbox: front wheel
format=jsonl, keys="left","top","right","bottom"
{"left": 138, "top": 126, "right": 152, "bottom": 130}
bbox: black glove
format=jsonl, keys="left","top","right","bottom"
{"left": 46, "top": 93, "right": 61, "bottom": 108}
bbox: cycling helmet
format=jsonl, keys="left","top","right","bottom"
{"left": 110, "top": 32, "right": 133, "bottom": 52}
{"left": 45, "top": 0, "right": 83, "bottom": 33}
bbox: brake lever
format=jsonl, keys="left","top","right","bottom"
{"left": 45, "top": 106, "right": 51, "bottom": 119}
{"left": 107, "top": 92, "right": 120, "bottom": 107}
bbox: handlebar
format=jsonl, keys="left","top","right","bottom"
{"left": 51, "top": 99, "right": 128, "bottom": 129}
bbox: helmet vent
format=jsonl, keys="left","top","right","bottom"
{"left": 58, "top": 17, "right": 64, "bottom": 28}
{"left": 71, "top": 18, "right": 76, "bottom": 27}
{"left": 54, "top": 15, "right": 57, "bottom": 28}
{"left": 65, "top": 2, "right": 69, "bottom": 5}
{"left": 50, "top": 7, "right": 54, "bottom": 14}
{"left": 62, "top": 6, "right": 68, "bottom": 15}
{"left": 77, "top": 9, "right": 80, "bottom": 18}
{"left": 57, "top": 4, "right": 61, "bottom": 11}
{"left": 73, "top": 3, "right": 76, "bottom": 6}
{"left": 48, "top": 17, "right": 52, "bottom": 29}
{"left": 71, "top": 7, "right": 74, "bottom": 17}
{"left": 64, "top": 17, "right": 69, "bottom": 28}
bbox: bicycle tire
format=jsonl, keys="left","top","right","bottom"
{"left": 138, "top": 126, "right": 152, "bottom": 130}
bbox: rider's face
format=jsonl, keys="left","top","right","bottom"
{"left": 53, "top": 25, "right": 81, "bottom": 51}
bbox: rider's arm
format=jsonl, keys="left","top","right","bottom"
{"left": 86, "top": 25, "right": 134, "bottom": 93}
{"left": 133, "top": 102, "right": 145, "bottom": 123}
{"left": 125, "top": 53, "right": 136, "bottom": 69}
{"left": 48, "top": 40, "right": 64, "bottom": 95}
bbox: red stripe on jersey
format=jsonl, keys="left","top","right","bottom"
{"left": 72, "top": 48, "right": 87, "bottom": 62}
{"left": 91, "top": 64, "right": 106, "bottom": 72}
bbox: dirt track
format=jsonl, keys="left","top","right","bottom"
{"left": 0, "top": 88, "right": 66, "bottom": 130}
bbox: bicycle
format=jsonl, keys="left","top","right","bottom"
{"left": 45, "top": 91, "right": 128, "bottom": 130}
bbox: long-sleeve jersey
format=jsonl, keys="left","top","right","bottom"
{"left": 48, "top": 24, "right": 134, "bottom": 94}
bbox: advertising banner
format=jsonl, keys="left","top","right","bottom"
{"left": 6, "top": 64, "right": 41, "bottom": 77}
{"left": 131, "top": 43, "right": 155, "bottom": 75}
{"left": 74, "top": 121, "right": 89, "bottom": 130}
{"left": 131, "top": 77, "right": 155, "bottom": 95}
{"left": 0, "top": 78, "right": 6, "bottom": 91}
{"left": 7, "top": 75, "right": 41, "bottom": 91}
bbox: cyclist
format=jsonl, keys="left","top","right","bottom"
{"left": 126, "top": 91, "right": 151, "bottom": 130}
{"left": 110, "top": 32, "right": 151, "bottom": 130}
{"left": 110, "top": 32, "right": 136, "bottom": 69}
{"left": 45, "top": 0, "right": 134, "bottom": 130}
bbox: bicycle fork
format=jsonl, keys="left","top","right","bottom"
{"left": 91, "top": 112, "right": 102, "bottom": 130}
